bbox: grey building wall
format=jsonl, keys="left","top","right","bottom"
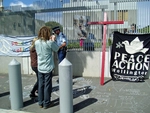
{"left": 0, "top": 0, "right": 3, "bottom": 11}
{"left": 0, "top": 12, "right": 45, "bottom": 36}
{"left": 35, "top": 19, "right": 45, "bottom": 35}
{"left": 128, "top": 10, "right": 137, "bottom": 26}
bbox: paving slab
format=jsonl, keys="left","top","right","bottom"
{"left": 0, "top": 109, "right": 33, "bottom": 113}
{"left": 0, "top": 74, "right": 150, "bottom": 113}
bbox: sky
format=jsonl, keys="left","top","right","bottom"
{"left": 3, "top": 0, "right": 36, "bottom": 7}
{"left": 3, "top": 0, "right": 69, "bottom": 7}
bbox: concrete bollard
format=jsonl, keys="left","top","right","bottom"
{"left": 8, "top": 59, "right": 23, "bottom": 110}
{"left": 59, "top": 58, "right": 73, "bottom": 113}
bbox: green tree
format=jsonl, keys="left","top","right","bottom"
{"left": 45, "top": 21, "right": 63, "bottom": 32}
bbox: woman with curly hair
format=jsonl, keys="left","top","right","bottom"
{"left": 35, "top": 26, "right": 59, "bottom": 109}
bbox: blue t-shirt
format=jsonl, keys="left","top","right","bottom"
{"left": 56, "top": 32, "right": 67, "bottom": 47}
{"left": 35, "top": 40, "right": 59, "bottom": 73}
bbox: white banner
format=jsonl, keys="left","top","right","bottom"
{"left": 0, "top": 35, "right": 35, "bottom": 56}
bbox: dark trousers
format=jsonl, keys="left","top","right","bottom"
{"left": 38, "top": 71, "right": 52, "bottom": 107}
{"left": 31, "top": 67, "right": 38, "bottom": 94}
{"left": 58, "top": 50, "right": 66, "bottom": 63}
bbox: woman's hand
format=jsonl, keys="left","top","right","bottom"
{"left": 49, "top": 35, "right": 56, "bottom": 41}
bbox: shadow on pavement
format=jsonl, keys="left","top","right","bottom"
{"left": 51, "top": 98, "right": 59, "bottom": 107}
{"left": 23, "top": 85, "right": 92, "bottom": 108}
{"left": 0, "top": 92, "right": 10, "bottom": 97}
{"left": 23, "top": 98, "right": 37, "bottom": 107}
{"left": 52, "top": 81, "right": 77, "bottom": 93}
{"left": 52, "top": 85, "right": 59, "bottom": 92}
{"left": 52, "top": 85, "right": 92, "bottom": 99}
{"left": 73, "top": 86, "right": 92, "bottom": 99}
{"left": 23, "top": 97, "right": 60, "bottom": 108}
{"left": 73, "top": 98, "right": 97, "bottom": 112}
{"left": 104, "top": 79, "right": 112, "bottom": 85}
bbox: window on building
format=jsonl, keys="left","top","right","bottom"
{"left": 111, "top": 10, "right": 128, "bottom": 21}
{"left": 118, "top": 10, "right": 128, "bottom": 21}
{"left": 111, "top": 11, "right": 114, "bottom": 21}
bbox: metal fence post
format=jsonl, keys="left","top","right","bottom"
{"left": 114, "top": 2, "right": 118, "bottom": 30}
{"left": 59, "top": 58, "right": 73, "bottom": 113}
{"left": 8, "top": 59, "right": 23, "bottom": 110}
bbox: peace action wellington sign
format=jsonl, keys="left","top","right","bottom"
{"left": 88, "top": 12, "right": 124, "bottom": 85}
{"left": 110, "top": 31, "right": 150, "bottom": 82}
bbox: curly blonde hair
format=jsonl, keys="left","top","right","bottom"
{"left": 38, "top": 26, "right": 52, "bottom": 41}
{"left": 30, "top": 37, "right": 38, "bottom": 50}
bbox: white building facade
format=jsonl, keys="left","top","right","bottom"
{"left": 63, "top": 0, "right": 137, "bottom": 40}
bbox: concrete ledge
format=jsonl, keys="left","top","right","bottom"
{"left": 0, "top": 50, "right": 111, "bottom": 78}
{"left": 0, "top": 109, "right": 33, "bottom": 113}
{"left": 0, "top": 49, "right": 149, "bottom": 78}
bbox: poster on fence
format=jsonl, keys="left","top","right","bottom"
{"left": 0, "top": 35, "right": 35, "bottom": 56}
{"left": 73, "top": 15, "right": 90, "bottom": 39}
{"left": 110, "top": 31, "right": 150, "bottom": 82}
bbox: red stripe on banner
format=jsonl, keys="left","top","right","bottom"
{"left": 100, "top": 12, "right": 107, "bottom": 86}
{"left": 88, "top": 21, "right": 124, "bottom": 25}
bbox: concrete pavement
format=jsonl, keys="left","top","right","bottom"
{"left": 0, "top": 109, "right": 33, "bottom": 113}
{"left": 0, "top": 74, "right": 150, "bottom": 113}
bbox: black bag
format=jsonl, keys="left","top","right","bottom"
{"left": 59, "top": 46, "right": 67, "bottom": 52}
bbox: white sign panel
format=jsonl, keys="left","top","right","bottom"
{"left": 0, "top": 35, "right": 35, "bottom": 56}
